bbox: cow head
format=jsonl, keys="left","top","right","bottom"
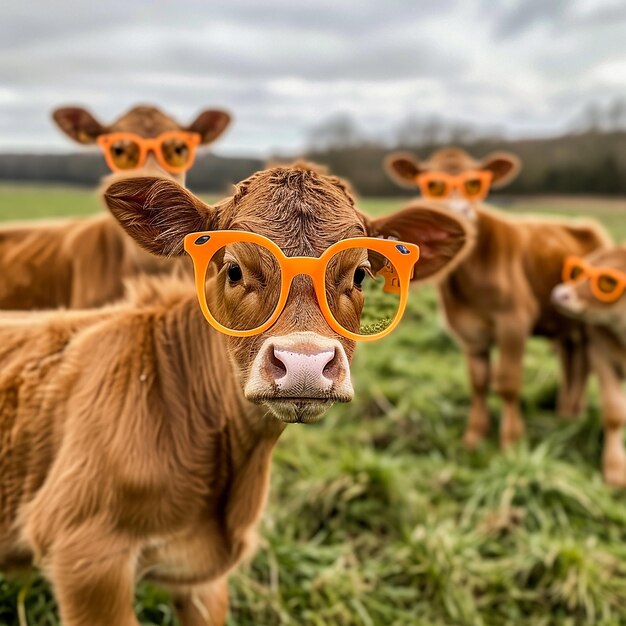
{"left": 103, "top": 164, "right": 473, "bottom": 423}
{"left": 385, "top": 147, "right": 521, "bottom": 221}
{"left": 552, "top": 246, "right": 626, "bottom": 333}
{"left": 52, "top": 104, "right": 231, "bottom": 184}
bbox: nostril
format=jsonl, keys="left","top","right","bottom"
{"left": 270, "top": 347, "right": 287, "bottom": 379}
{"left": 322, "top": 348, "right": 339, "bottom": 381}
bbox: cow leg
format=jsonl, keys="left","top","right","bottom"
{"left": 438, "top": 291, "right": 492, "bottom": 449}
{"left": 493, "top": 316, "right": 529, "bottom": 448}
{"left": 172, "top": 578, "right": 229, "bottom": 626}
{"left": 590, "top": 346, "right": 626, "bottom": 486}
{"left": 556, "top": 337, "right": 576, "bottom": 417}
{"left": 566, "top": 337, "right": 590, "bottom": 417}
{"left": 557, "top": 335, "right": 590, "bottom": 418}
{"left": 46, "top": 529, "right": 139, "bottom": 626}
{"left": 463, "top": 350, "right": 491, "bottom": 448}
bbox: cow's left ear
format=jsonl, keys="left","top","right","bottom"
{"left": 186, "top": 109, "right": 232, "bottom": 144}
{"left": 384, "top": 152, "right": 422, "bottom": 188}
{"left": 52, "top": 106, "right": 108, "bottom": 144}
{"left": 364, "top": 203, "right": 475, "bottom": 282}
{"left": 480, "top": 151, "right": 521, "bottom": 188}
{"left": 102, "top": 174, "right": 218, "bottom": 256}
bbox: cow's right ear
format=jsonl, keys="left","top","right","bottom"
{"left": 186, "top": 109, "right": 232, "bottom": 144}
{"left": 102, "top": 175, "right": 217, "bottom": 256}
{"left": 384, "top": 152, "right": 422, "bottom": 189}
{"left": 52, "top": 106, "right": 108, "bottom": 144}
{"left": 480, "top": 151, "right": 521, "bottom": 188}
{"left": 364, "top": 202, "right": 476, "bottom": 282}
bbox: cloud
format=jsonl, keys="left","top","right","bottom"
{"left": 486, "top": 0, "right": 570, "bottom": 39}
{"left": 0, "top": 0, "right": 624, "bottom": 155}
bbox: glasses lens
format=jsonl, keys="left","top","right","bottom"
{"left": 597, "top": 274, "right": 619, "bottom": 294}
{"left": 161, "top": 137, "right": 192, "bottom": 169}
{"left": 325, "top": 247, "right": 401, "bottom": 337}
{"left": 463, "top": 177, "right": 484, "bottom": 198}
{"left": 568, "top": 264, "right": 585, "bottom": 281}
{"left": 426, "top": 180, "right": 448, "bottom": 197}
{"left": 108, "top": 139, "right": 141, "bottom": 169}
{"left": 205, "top": 242, "right": 281, "bottom": 331}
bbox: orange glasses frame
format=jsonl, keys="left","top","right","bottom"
{"left": 563, "top": 256, "right": 626, "bottom": 303}
{"left": 97, "top": 131, "right": 201, "bottom": 174}
{"left": 183, "top": 230, "right": 420, "bottom": 342}
{"left": 416, "top": 170, "right": 493, "bottom": 201}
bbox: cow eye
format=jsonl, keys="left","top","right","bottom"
{"left": 570, "top": 266, "right": 584, "bottom": 280}
{"left": 227, "top": 263, "right": 243, "bottom": 284}
{"left": 353, "top": 267, "right": 367, "bottom": 288}
{"left": 598, "top": 274, "right": 618, "bottom": 294}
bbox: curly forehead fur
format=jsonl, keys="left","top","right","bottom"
{"left": 215, "top": 162, "right": 365, "bottom": 256}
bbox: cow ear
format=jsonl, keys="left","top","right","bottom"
{"left": 384, "top": 152, "right": 422, "bottom": 188}
{"left": 52, "top": 107, "right": 108, "bottom": 144}
{"left": 102, "top": 175, "right": 217, "bottom": 257}
{"left": 480, "top": 151, "right": 521, "bottom": 188}
{"left": 365, "top": 203, "right": 475, "bottom": 282}
{"left": 186, "top": 109, "right": 232, "bottom": 144}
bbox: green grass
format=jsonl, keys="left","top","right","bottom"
{"left": 1, "top": 183, "right": 626, "bottom": 625}
{"left": 0, "top": 183, "right": 102, "bottom": 220}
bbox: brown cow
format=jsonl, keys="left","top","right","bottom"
{"left": 386, "top": 147, "right": 612, "bottom": 448}
{"left": 0, "top": 164, "right": 473, "bottom": 625}
{"left": 552, "top": 246, "right": 626, "bottom": 485}
{"left": 0, "top": 104, "right": 231, "bottom": 310}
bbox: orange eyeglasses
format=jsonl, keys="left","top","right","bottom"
{"left": 563, "top": 256, "right": 626, "bottom": 303}
{"left": 97, "top": 131, "right": 201, "bottom": 174}
{"left": 416, "top": 171, "right": 493, "bottom": 201}
{"left": 183, "top": 231, "right": 420, "bottom": 341}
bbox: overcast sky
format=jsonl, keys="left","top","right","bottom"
{"left": 1, "top": 0, "right": 626, "bottom": 156}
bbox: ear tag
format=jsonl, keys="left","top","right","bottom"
{"left": 378, "top": 262, "right": 401, "bottom": 294}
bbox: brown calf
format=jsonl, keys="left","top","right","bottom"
{"left": 0, "top": 164, "right": 473, "bottom": 625}
{"left": 0, "top": 104, "right": 231, "bottom": 310}
{"left": 386, "top": 147, "right": 612, "bottom": 448}
{"left": 552, "top": 247, "right": 626, "bottom": 485}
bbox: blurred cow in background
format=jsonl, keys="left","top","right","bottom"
{"left": 386, "top": 147, "right": 612, "bottom": 449}
{"left": 552, "top": 247, "right": 626, "bottom": 485}
{"left": 0, "top": 105, "right": 231, "bottom": 310}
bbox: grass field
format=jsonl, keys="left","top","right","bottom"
{"left": 0, "top": 184, "right": 626, "bottom": 626}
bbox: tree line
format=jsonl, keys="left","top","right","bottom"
{"left": 304, "top": 129, "right": 626, "bottom": 197}
{"left": 1, "top": 127, "right": 625, "bottom": 197}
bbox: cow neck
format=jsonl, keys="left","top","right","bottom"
{"left": 445, "top": 205, "right": 497, "bottom": 283}
{"left": 154, "top": 293, "right": 286, "bottom": 476}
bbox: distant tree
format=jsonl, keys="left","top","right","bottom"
{"left": 422, "top": 117, "right": 444, "bottom": 146}
{"left": 581, "top": 102, "right": 603, "bottom": 133}
{"left": 307, "top": 114, "right": 361, "bottom": 151}
{"left": 396, "top": 115, "right": 425, "bottom": 147}
{"left": 608, "top": 99, "right": 626, "bottom": 131}
{"left": 449, "top": 124, "right": 475, "bottom": 144}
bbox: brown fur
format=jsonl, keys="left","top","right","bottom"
{"left": 385, "top": 147, "right": 612, "bottom": 449}
{"left": 0, "top": 164, "right": 474, "bottom": 625}
{"left": 0, "top": 105, "right": 231, "bottom": 311}
{"left": 0, "top": 213, "right": 180, "bottom": 309}
{"left": 552, "top": 247, "right": 626, "bottom": 485}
